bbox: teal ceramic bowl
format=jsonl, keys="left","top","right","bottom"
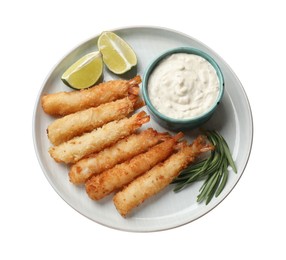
{"left": 142, "top": 47, "right": 224, "bottom": 131}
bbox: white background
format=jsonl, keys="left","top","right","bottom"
{"left": 1, "top": 0, "right": 285, "bottom": 259}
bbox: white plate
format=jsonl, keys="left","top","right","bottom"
{"left": 33, "top": 26, "right": 253, "bottom": 232}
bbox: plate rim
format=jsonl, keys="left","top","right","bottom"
{"left": 32, "top": 25, "right": 253, "bottom": 232}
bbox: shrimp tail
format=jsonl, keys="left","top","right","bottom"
{"left": 128, "top": 85, "right": 139, "bottom": 95}
{"left": 127, "top": 94, "right": 139, "bottom": 105}
{"left": 135, "top": 111, "right": 150, "bottom": 125}
{"left": 192, "top": 135, "right": 214, "bottom": 154}
{"left": 127, "top": 94, "right": 145, "bottom": 110}
{"left": 134, "top": 97, "right": 145, "bottom": 110}
{"left": 173, "top": 132, "right": 184, "bottom": 142}
{"left": 128, "top": 75, "right": 142, "bottom": 86}
{"left": 127, "top": 76, "right": 141, "bottom": 96}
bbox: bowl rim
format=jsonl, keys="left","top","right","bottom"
{"left": 142, "top": 46, "right": 225, "bottom": 123}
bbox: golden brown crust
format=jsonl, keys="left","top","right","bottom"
{"left": 47, "top": 96, "right": 138, "bottom": 145}
{"left": 41, "top": 76, "right": 141, "bottom": 116}
{"left": 113, "top": 135, "right": 213, "bottom": 217}
{"left": 69, "top": 129, "right": 170, "bottom": 185}
{"left": 85, "top": 134, "right": 182, "bottom": 200}
{"left": 48, "top": 111, "right": 150, "bottom": 164}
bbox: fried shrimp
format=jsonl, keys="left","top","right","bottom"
{"left": 69, "top": 129, "right": 170, "bottom": 185}
{"left": 113, "top": 135, "right": 214, "bottom": 217}
{"left": 41, "top": 75, "right": 141, "bottom": 116}
{"left": 85, "top": 132, "right": 184, "bottom": 201}
{"left": 49, "top": 111, "right": 150, "bottom": 164}
{"left": 47, "top": 96, "right": 139, "bottom": 145}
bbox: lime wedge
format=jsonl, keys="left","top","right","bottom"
{"left": 98, "top": 31, "right": 137, "bottom": 74}
{"left": 61, "top": 51, "right": 103, "bottom": 89}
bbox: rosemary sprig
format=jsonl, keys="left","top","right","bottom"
{"left": 172, "top": 130, "right": 237, "bottom": 205}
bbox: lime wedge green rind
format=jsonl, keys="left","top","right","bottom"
{"left": 61, "top": 51, "right": 103, "bottom": 90}
{"left": 98, "top": 31, "right": 137, "bottom": 75}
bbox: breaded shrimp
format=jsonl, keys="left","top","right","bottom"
{"left": 113, "top": 135, "right": 214, "bottom": 217}
{"left": 69, "top": 129, "right": 170, "bottom": 185}
{"left": 49, "top": 111, "right": 150, "bottom": 164}
{"left": 41, "top": 75, "right": 141, "bottom": 116}
{"left": 47, "top": 96, "right": 139, "bottom": 145}
{"left": 85, "top": 132, "right": 184, "bottom": 201}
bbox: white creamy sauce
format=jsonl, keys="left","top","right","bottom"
{"left": 148, "top": 53, "right": 220, "bottom": 119}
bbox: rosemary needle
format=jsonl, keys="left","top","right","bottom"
{"left": 172, "top": 130, "right": 237, "bottom": 205}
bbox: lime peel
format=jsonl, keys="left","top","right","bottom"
{"left": 98, "top": 31, "right": 137, "bottom": 74}
{"left": 61, "top": 51, "right": 103, "bottom": 90}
